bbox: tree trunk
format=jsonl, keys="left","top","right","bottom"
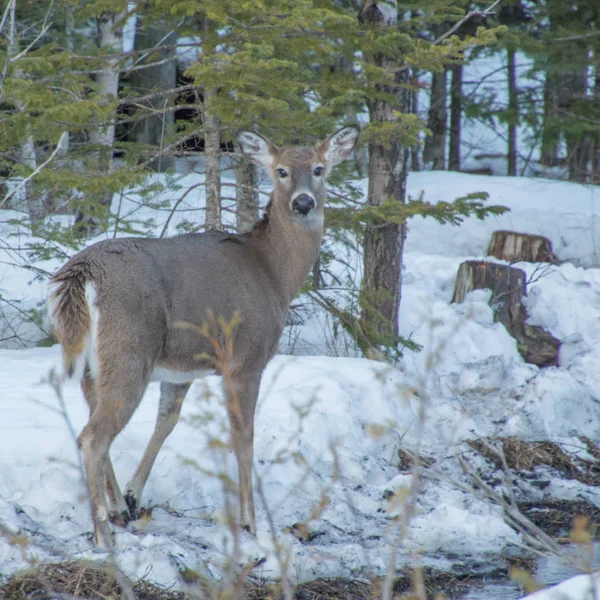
{"left": 6, "top": 0, "right": 47, "bottom": 224}
{"left": 13, "top": 87, "right": 48, "bottom": 223}
{"left": 560, "top": 67, "right": 589, "bottom": 183}
{"left": 448, "top": 63, "right": 462, "bottom": 171}
{"left": 58, "top": 2, "right": 74, "bottom": 163}
{"left": 200, "top": 16, "right": 222, "bottom": 232}
{"left": 593, "top": 73, "right": 600, "bottom": 184}
{"left": 507, "top": 46, "right": 518, "bottom": 176}
{"left": 0, "top": 0, "right": 16, "bottom": 97}
{"left": 130, "top": 18, "right": 177, "bottom": 172}
{"left": 19, "top": 127, "right": 47, "bottom": 223}
{"left": 330, "top": 50, "right": 369, "bottom": 177}
{"left": 359, "top": 0, "right": 409, "bottom": 347}
{"left": 76, "top": 10, "right": 125, "bottom": 236}
{"left": 410, "top": 68, "right": 421, "bottom": 172}
{"left": 487, "top": 230, "right": 557, "bottom": 264}
{"left": 452, "top": 260, "right": 560, "bottom": 367}
{"left": 90, "top": 12, "right": 123, "bottom": 176}
{"left": 203, "top": 87, "right": 222, "bottom": 231}
{"left": 423, "top": 68, "right": 447, "bottom": 170}
{"left": 354, "top": 143, "right": 369, "bottom": 178}
{"left": 541, "top": 73, "right": 559, "bottom": 167}
{"left": 235, "top": 159, "right": 258, "bottom": 232}
{"left": 423, "top": 21, "right": 448, "bottom": 171}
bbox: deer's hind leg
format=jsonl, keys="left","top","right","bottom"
{"left": 78, "top": 358, "right": 151, "bottom": 549}
{"left": 81, "top": 370, "right": 130, "bottom": 527}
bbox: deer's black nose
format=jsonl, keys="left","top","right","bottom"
{"left": 292, "top": 194, "right": 315, "bottom": 215}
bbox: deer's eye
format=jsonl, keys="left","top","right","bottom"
{"left": 313, "top": 166, "right": 324, "bottom": 177}
{"left": 276, "top": 168, "right": 288, "bottom": 179}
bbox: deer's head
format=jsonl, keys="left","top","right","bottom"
{"left": 237, "top": 126, "right": 360, "bottom": 228}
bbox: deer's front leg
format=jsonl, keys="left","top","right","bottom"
{"left": 224, "top": 371, "right": 261, "bottom": 534}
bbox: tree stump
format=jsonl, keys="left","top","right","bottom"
{"left": 487, "top": 230, "right": 558, "bottom": 264}
{"left": 452, "top": 260, "right": 560, "bottom": 367}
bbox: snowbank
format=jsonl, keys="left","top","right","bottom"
{"left": 1, "top": 171, "right": 599, "bottom": 597}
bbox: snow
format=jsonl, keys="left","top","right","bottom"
{"left": 522, "top": 573, "right": 600, "bottom": 600}
{"left": 406, "top": 172, "right": 600, "bottom": 267}
{"left": 1, "top": 169, "right": 600, "bottom": 597}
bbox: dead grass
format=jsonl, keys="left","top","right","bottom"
{"left": 390, "top": 567, "right": 492, "bottom": 600}
{"left": 0, "top": 563, "right": 496, "bottom": 600}
{"left": 467, "top": 436, "right": 600, "bottom": 486}
{"left": 0, "top": 564, "right": 376, "bottom": 600}
{"left": 0, "top": 561, "right": 184, "bottom": 600}
{"left": 397, "top": 448, "right": 433, "bottom": 472}
{"left": 517, "top": 500, "right": 600, "bottom": 539}
{"left": 292, "top": 578, "right": 372, "bottom": 600}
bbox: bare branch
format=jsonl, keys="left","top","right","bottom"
{"left": 159, "top": 182, "right": 205, "bottom": 238}
{"left": 118, "top": 83, "right": 197, "bottom": 106}
{"left": 0, "top": 0, "right": 12, "bottom": 35}
{"left": 392, "top": 0, "right": 503, "bottom": 75}
{"left": 10, "top": 22, "right": 51, "bottom": 62}
{"left": 130, "top": 19, "right": 185, "bottom": 69}
{"left": 433, "top": 0, "right": 502, "bottom": 46}
{"left": 10, "top": 0, "right": 55, "bottom": 63}
{"left": 553, "top": 31, "right": 600, "bottom": 43}
{"left": 458, "top": 453, "right": 563, "bottom": 555}
{"left": 0, "top": 131, "right": 68, "bottom": 209}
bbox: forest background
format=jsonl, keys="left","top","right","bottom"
{"left": 0, "top": 0, "right": 599, "bottom": 355}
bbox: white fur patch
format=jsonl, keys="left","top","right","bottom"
{"left": 85, "top": 281, "right": 100, "bottom": 380}
{"left": 325, "top": 126, "right": 360, "bottom": 166}
{"left": 292, "top": 211, "right": 324, "bottom": 230}
{"left": 237, "top": 131, "right": 274, "bottom": 168}
{"left": 47, "top": 279, "right": 99, "bottom": 382}
{"left": 67, "top": 281, "right": 99, "bottom": 382}
{"left": 96, "top": 505, "right": 108, "bottom": 522}
{"left": 46, "top": 280, "right": 62, "bottom": 334}
{"left": 150, "top": 366, "right": 214, "bottom": 384}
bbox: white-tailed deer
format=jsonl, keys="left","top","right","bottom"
{"left": 48, "top": 126, "right": 359, "bottom": 549}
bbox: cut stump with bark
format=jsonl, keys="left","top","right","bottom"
{"left": 452, "top": 260, "right": 560, "bottom": 367}
{"left": 487, "top": 230, "right": 558, "bottom": 264}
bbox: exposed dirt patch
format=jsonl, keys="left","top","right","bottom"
{"left": 392, "top": 567, "right": 476, "bottom": 598}
{"left": 293, "top": 578, "right": 372, "bottom": 599}
{"left": 464, "top": 436, "right": 600, "bottom": 542}
{"left": 518, "top": 499, "right": 600, "bottom": 539}
{"left": 467, "top": 436, "right": 600, "bottom": 486}
{"left": 0, "top": 563, "right": 523, "bottom": 600}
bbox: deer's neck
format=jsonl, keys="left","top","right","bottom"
{"left": 253, "top": 205, "right": 323, "bottom": 305}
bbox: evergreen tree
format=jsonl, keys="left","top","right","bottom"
{"left": 1, "top": 0, "right": 507, "bottom": 355}
{"left": 353, "top": 0, "right": 501, "bottom": 355}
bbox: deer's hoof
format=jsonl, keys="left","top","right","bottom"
{"left": 124, "top": 493, "right": 139, "bottom": 521}
{"left": 94, "top": 520, "right": 114, "bottom": 551}
{"left": 109, "top": 509, "right": 131, "bottom": 528}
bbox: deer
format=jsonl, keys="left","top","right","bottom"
{"left": 47, "top": 125, "right": 360, "bottom": 549}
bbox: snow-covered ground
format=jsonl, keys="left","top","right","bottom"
{"left": 1, "top": 171, "right": 600, "bottom": 598}
{"left": 522, "top": 573, "right": 600, "bottom": 600}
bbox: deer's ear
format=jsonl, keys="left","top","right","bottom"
{"left": 319, "top": 125, "right": 360, "bottom": 167}
{"left": 237, "top": 130, "right": 278, "bottom": 168}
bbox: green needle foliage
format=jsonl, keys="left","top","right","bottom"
{"left": 1, "top": 0, "right": 508, "bottom": 355}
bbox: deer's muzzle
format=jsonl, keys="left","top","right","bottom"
{"left": 292, "top": 194, "right": 315, "bottom": 215}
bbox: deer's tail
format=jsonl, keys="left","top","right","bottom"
{"left": 48, "top": 262, "right": 98, "bottom": 380}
